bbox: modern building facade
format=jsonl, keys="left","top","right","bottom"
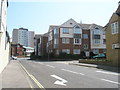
{"left": 12, "top": 28, "right": 34, "bottom": 48}
{"left": 48, "top": 19, "right": 106, "bottom": 57}
{"left": 0, "top": 0, "right": 10, "bottom": 73}
{"left": 34, "top": 33, "right": 48, "bottom": 56}
{"left": 105, "top": 4, "right": 120, "bottom": 66}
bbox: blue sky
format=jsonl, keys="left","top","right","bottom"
{"left": 7, "top": 0, "right": 119, "bottom": 37}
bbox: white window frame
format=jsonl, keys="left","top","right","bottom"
{"left": 93, "top": 39, "right": 100, "bottom": 45}
{"left": 84, "top": 44, "right": 88, "bottom": 49}
{"left": 111, "top": 22, "right": 119, "bottom": 34}
{"left": 62, "top": 38, "right": 69, "bottom": 44}
{"left": 74, "top": 38, "right": 81, "bottom": 44}
{"left": 73, "top": 49, "right": 80, "bottom": 54}
{"left": 62, "top": 49, "right": 70, "bottom": 54}
{"left": 74, "top": 26, "right": 81, "bottom": 34}
{"left": 112, "top": 43, "right": 120, "bottom": 49}
{"left": 62, "top": 28, "right": 69, "bottom": 34}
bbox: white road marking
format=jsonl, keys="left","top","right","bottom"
{"left": 96, "top": 71, "right": 119, "bottom": 76}
{"left": 46, "top": 65, "right": 55, "bottom": 68}
{"left": 38, "top": 62, "right": 44, "bottom": 65}
{"left": 101, "top": 79, "right": 120, "bottom": 85}
{"left": 51, "top": 75, "right": 67, "bottom": 86}
{"left": 61, "top": 69, "right": 84, "bottom": 75}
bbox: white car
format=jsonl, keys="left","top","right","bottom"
{"left": 12, "top": 56, "right": 17, "bottom": 60}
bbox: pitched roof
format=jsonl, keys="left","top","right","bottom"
{"left": 80, "top": 24, "right": 92, "bottom": 29}
{"left": 60, "top": 18, "right": 78, "bottom": 27}
{"left": 116, "top": 5, "right": 120, "bottom": 16}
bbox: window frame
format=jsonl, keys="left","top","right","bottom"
{"left": 73, "top": 49, "right": 80, "bottom": 54}
{"left": 62, "top": 38, "right": 70, "bottom": 44}
{"left": 62, "top": 49, "right": 70, "bottom": 54}
{"left": 74, "top": 26, "right": 81, "bottom": 34}
{"left": 74, "top": 38, "right": 81, "bottom": 44}
{"left": 111, "top": 21, "right": 119, "bottom": 34}
{"left": 62, "top": 28, "right": 69, "bottom": 34}
{"left": 84, "top": 44, "right": 88, "bottom": 49}
{"left": 93, "top": 39, "right": 101, "bottom": 45}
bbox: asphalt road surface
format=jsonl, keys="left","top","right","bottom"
{"left": 19, "top": 59, "right": 119, "bottom": 89}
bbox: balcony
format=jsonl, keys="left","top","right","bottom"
{"left": 74, "top": 34, "right": 81, "bottom": 38}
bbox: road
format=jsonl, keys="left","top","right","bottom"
{"left": 19, "top": 59, "right": 119, "bottom": 89}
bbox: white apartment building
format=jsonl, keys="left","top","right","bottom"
{"left": 0, "top": 0, "right": 10, "bottom": 73}
{"left": 28, "top": 31, "right": 34, "bottom": 48}
{"left": 12, "top": 28, "right": 34, "bottom": 48}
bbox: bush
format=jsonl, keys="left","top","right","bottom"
{"left": 30, "top": 52, "right": 41, "bottom": 60}
{"left": 30, "top": 52, "right": 36, "bottom": 59}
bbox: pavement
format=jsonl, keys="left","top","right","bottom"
{"left": 1, "top": 60, "right": 34, "bottom": 89}
{"left": 0, "top": 59, "right": 119, "bottom": 89}
{"left": 69, "top": 61, "right": 119, "bottom": 73}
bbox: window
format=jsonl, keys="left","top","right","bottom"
{"left": 54, "top": 29, "right": 58, "bottom": 34}
{"left": 111, "top": 22, "right": 119, "bottom": 34}
{"left": 74, "top": 38, "right": 81, "bottom": 44}
{"left": 54, "top": 38, "right": 58, "bottom": 44}
{"left": 83, "top": 34, "right": 88, "bottom": 39}
{"left": 93, "top": 29, "right": 101, "bottom": 34}
{"left": 73, "top": 49, "right": 80, "bottom": 54}
{"left": 62, "top": 38, "right": 69, "bottom": 44}
{"left": 62, "top": 28, "right": 69, "bottom": 34}
{"left": 93, "top": 39, "right": 100, "bottom": 44}
{"left": 93, "top": 35, "right": 100, "bottom": 39}
{"left": 62, "top": 49, "right": 70, "bottom": 54}
{"left": 84, "top": 44, "right": 88, "bottom": 49}
{"left": 74, "top": 26, "right": 81, "bottom": 34}
{"left": 112, "top": 44, "right": 116, "bottom": 49}
{"left": 112, "top": 43, "right": 120, "bottom": 49}
{"left": 103, "top": 39, "right": 106, "bottom": 44}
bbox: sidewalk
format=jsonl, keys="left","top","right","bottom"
{"left": 1, "top": 60, "right": 33, "bottom": 88}
{"left": 69, "top": 61, "right": 119, "bottom": 73}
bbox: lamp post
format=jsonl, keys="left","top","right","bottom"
{"left": 48, "top": 41, "right": 49, "bottom": 61}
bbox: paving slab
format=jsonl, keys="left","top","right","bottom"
{"left": 1, "top": 60, "right": 33, "bottom": 88}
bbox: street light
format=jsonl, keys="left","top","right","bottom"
{"left": 48, "top": 41, "right": 49, "bottom": 61}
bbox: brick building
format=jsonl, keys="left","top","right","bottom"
{"left": 105, "top": 3, "right": 120, "bottom": 66}
{"left": 11, "top": 44, "right": 24, "bottom": 57}
{"left": 48, "top": 19, "right": 106, "bottom": 57}
{"left": 34, "top": 33, "right": 48, "bottom": 56}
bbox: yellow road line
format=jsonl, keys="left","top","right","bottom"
{"left": 19, "top": 62, "right": 46, "bottom": 90}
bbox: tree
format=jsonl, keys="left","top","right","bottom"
{"left": 80, "top": 51, "right": 86, "bottom": 59}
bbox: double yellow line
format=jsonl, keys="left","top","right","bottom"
{"left": 19, "top": 62, "right": 46, "bottom": 90}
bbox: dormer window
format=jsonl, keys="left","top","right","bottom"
{"left": 95, "top": 27, "right": 99, "bottom": 29}
{"left": 93, "top": 29, "right": 101, "bottom": 34}
{"left": 74, "top": 26, "right": 81, "bottom": 34}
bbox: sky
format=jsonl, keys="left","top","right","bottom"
{"left": 7, "top": 0, "right": 120, "bottom": 37}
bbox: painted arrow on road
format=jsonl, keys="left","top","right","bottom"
{"left": 51, "top": 75, "right": 68, "bottom": 86}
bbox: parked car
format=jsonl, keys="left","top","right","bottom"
{"left": 93, "top": 53, "right": 106, "bottom": 59}
{"left": 12, "top": 56, "right": 17, "bottom": 60}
